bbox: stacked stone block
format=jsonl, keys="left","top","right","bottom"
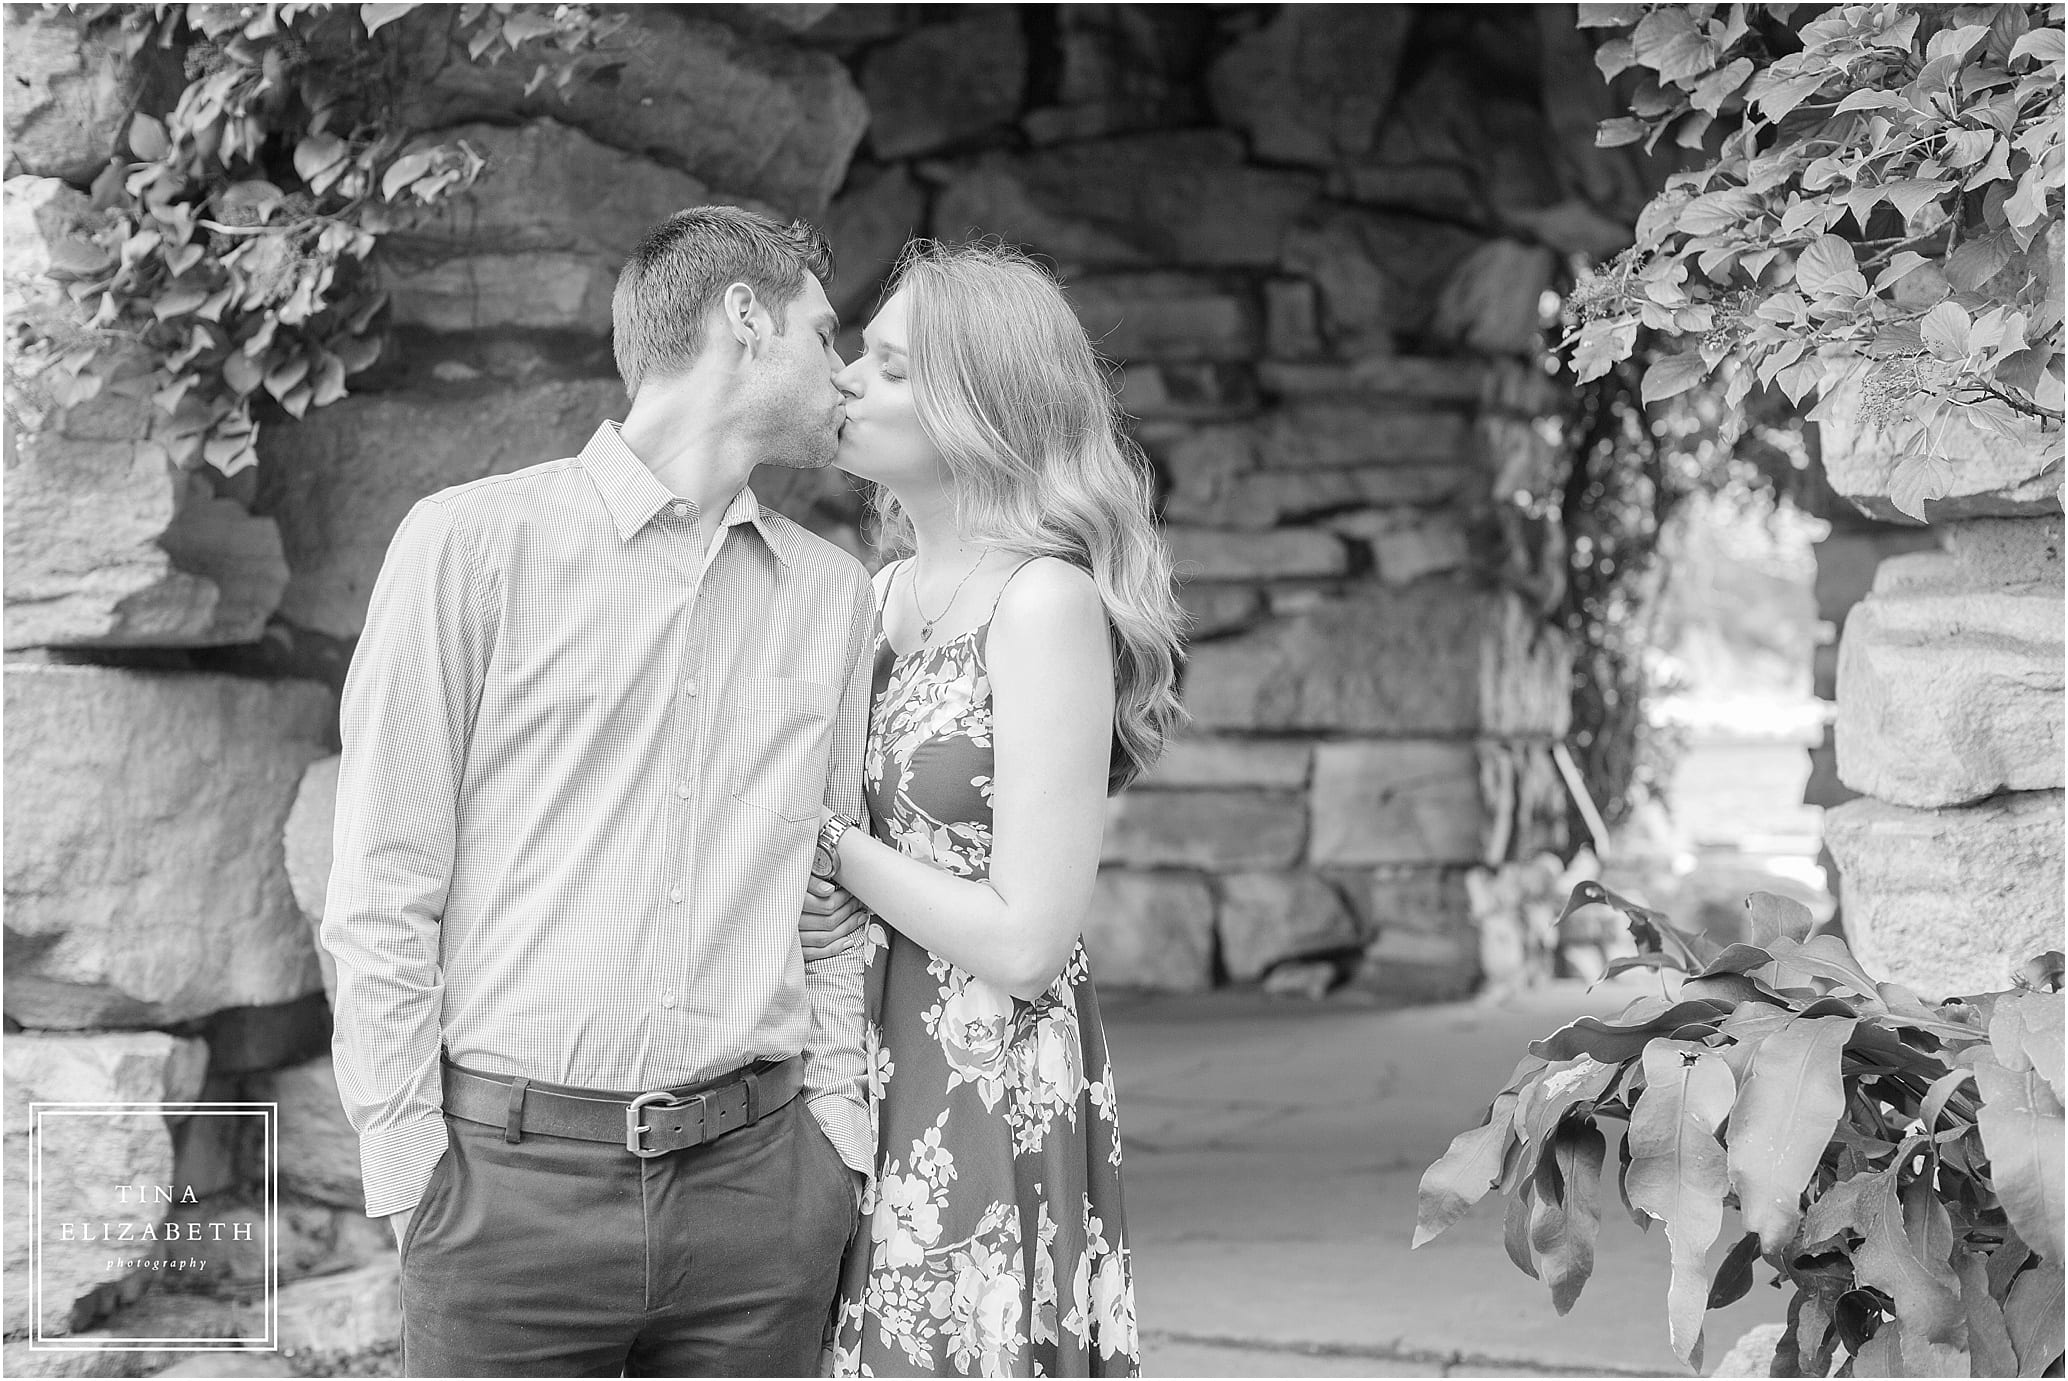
{"left": 1818, "top": 399, "right": 2066, "bottom": 996}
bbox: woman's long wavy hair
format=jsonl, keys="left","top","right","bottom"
{"left": 867, "top": 239, "right": 1188, "bottom": 793}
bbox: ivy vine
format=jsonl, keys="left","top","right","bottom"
{"left": 8, "top": 2, "right": 627, "bottom": 475}
{"left": 1563, "top": 3, "right": 2064, "bottom": 519}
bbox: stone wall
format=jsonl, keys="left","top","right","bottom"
{"left": 1816, "top": 398, "right": 2065, "bottom": 997}
{"left": 3, "top": 3, "right": 1657, "bottom": 1358}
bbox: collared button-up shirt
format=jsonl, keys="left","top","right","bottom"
{"left": 323, "top": 420, "right": 873, "bottom": 1219}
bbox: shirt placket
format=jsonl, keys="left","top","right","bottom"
{"left": 656, "top": 500, "right": 718, "bottom": 1026}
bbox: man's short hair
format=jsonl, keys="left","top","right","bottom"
{"left": 611, "top": 206, "right": 835, "bottom": 398}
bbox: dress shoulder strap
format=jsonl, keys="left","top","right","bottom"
{"left": 872, "top": 557, "right": 910, "bottom": 617}
{"left": 982, "top": 557, "right": 1043, "bottom": 624}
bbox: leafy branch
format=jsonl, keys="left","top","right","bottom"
{"left": 1564, "top": 3, "right": 2065, "bottom": 520}
{"left": 1416, "top": 880, "right": 2065, "bottom": 1377}
{"left": 7, "top": 2, "right": 628, "bottom": 475}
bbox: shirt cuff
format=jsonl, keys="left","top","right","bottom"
{"left": 805, "top": 1091, "right": 873, "bottom": 1182}
{"left": 358, "top": 1113, "right": 451, "bottom": 1219}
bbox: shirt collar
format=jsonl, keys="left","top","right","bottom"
{"left": 577, "top": 421, "right": 793, "bottom": 565}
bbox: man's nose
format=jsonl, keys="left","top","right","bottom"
{"left": 832, "top": 362, "right": 860, "bottom": 399}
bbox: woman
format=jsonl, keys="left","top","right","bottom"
{"left": 801, "top": 240, "right": 1185, "bottom": 1378}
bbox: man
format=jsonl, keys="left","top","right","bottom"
{"left": 323, "top": 207, "right": 874, "bottom": 1376}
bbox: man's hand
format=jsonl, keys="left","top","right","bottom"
{"left": 800, "top": 875, "right": 868, "bottom": 960}
{"left": 388, "top": 1206, "right": 413, "bottom": 1251}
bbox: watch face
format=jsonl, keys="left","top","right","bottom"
{"left": 811, "top": 843, "right": 836, "bottom": 879}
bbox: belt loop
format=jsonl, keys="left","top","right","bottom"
{"left": 505, "top": 1076, "right": 530, "bottom": 1144}
{"left": 743, "top": 1067, "right": 762, "bottom": 1123}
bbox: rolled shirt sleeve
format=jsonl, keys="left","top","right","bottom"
{"left": 321, "top": 497, "right": 492, "bottom": 1219}
{"left": 801, "top": 572, "right": 876, "bottom": 1180}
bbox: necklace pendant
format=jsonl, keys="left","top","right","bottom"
{"left": 920, "top": 626, "right": 933, "bottom": 642}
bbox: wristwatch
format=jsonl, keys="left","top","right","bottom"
{"left": 812, "top": 813, "right": 860, "bottom": 880}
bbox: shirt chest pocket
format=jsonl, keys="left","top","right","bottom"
{"left": 726, "top": 676, "right": 840, "bottom": 823}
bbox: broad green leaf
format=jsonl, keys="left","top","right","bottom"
{"left": 1640, "top": 351, "right": 1710, "bottom": 404}
{"left": 1956, "top": 1248, "right": 2020, "bottom": 1379}
{"left": 1690, "top": 57, "right": 1755, "bottom": 114}
{"left": 1728, "top": 1014, "right": 1855, "bottom": 1254}
{"left": 2003, "top": 1258, "right": 2064, "bottom": 1377}
{"left": 1514, "top": 1057, "right": 1619, "bottom": 1156}
{"left": 221, "top": 352, "right": 263, "bottom": 396}
{"left": 1595, "top": 37, "right": 1637, "bottom": 79}
{"left": 1529, "top": 1000, "right": 1730, "bottom": 1065}
{"left": 1414, "top": 1088, "right": 1520, "bottom": 1247}
{"left": 1530, "top": 1121, "right": 1606, "bottom": 1316}
{"left": 1853, "top": 1169, "right": 1964, "bottom": 1354}
{"left": 1632, "top": 7, "right": 1719, "bottom": 82}
{"left": 1765, "top": 935, "right": 1881, "bottom": 997}
{"left": 1707, "top": 1231, "right": 1762, "bottom": 1309}
{"left": 1974, "top": 1055, "right": 2066, "bottom": 1261}
{"left": 1704, "top": 943, "right": 1783, "bottom": 978}
{"left": 1748, "top": 68, "right": 1832, "bottom": 121}
{"left": 1886, "top": 179, "right": 1952, "bottom": 223}
{"left": 1625, "top": 1041, "right": 1734, "bottom": 1365}
{"left": 1504, "top": 1180, "right": 1538, "bottom": 1278}
{"left": 1745, "top": 892, "right": 1815, "bottom": 947}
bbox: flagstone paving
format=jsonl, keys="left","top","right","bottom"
{"left": 1106, "top": 983, "right": 1788, "bottom": 1379}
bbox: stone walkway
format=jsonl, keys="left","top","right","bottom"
{"left": 1106, "top": 983, "right": 1787, "bottom": 1379}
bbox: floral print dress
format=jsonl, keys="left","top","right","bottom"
{"left": 829, "top": 575, "right": 1140, "bottom": 1379}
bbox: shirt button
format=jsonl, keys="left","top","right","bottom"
{"left": 672, "top": 502, "right": 690, "bottom": 517}
{"left": 675, "top": 781, "right": 691, "bottom": 799}
{"left": 667, "top": 885, "right": 684, "bottom": 904}
{"left": 682, "top": 680, "right": 698, "bottom": 698}
{"left": 662, "top": 988, "right": 677, "bottom": 1010}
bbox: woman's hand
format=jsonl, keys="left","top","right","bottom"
{"left": 800, "top": 874, "right": 869, "bottom": 960}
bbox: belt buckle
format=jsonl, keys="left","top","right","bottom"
{"left": 626, "top": 1090, "right": 698, "bottom": 1158}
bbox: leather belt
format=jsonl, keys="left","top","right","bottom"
{"left": 440, "top": 1054, "right": 804, "bottom": 1157}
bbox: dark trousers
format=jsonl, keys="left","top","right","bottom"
{"left": 399, "top": 1095, "right": 859, "bottom": 1377}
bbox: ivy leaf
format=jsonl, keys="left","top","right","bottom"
{"left": 1943, "top": 234, "right": 2015, "bottom": 292}
{"left": 2010, "top": 28, "right": 2066, "bottom": 65}
{"left": 293, "top": 132, "right": 349, "bottom": 185}
{"left": 380, "top": 150, "right": 437, "bottom": 201}
{"left": 1593, "top": 115, "right": 1647, "bottom": 149}
{"left": 1594, "top": 37, "right": 1637, "bottom": 79}
{"left": 1887, "top": 452, "right": 1955, "bottom": 521}
{"left": 1920, "top": 301, "right": 1973, "bottom": 360}
{"left": 1576, "top": 3, "right": 1644, "bottom": 26}
{"left": 1632, "top": 6, "right": 1719, "bottom": 83}
{"left": 221, "top": 351, "right": 263, "bottom": 396}
{"left": 1640, "top": 351, "right": 1711, "bottom": 403}
{"left": 1795, "top": 234, "right": 1869, "bottom": 299}
{"left": 1690, "top": 57, "right": 1754, "bottom": 114}
{"left": 360, "top": 3, "right": 417, "bottom": 36}
{"left": 1727, "top": 1014, "right": 1855, "bottom": 1255}
{"left": 1747, "top": 67, "right": 1833, "bottom": 121}
{"left": 128, "top": 112, "right": 168, "bottom": 161}
{"left": 1571, "top": 317, "right": 1639, "bottom": 383}
{"left": 1973, "top": 1053, "right": 2066, "bottom": 1262}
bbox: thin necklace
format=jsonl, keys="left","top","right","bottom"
{"left": 911, "top": 552, "right": 985, "bottom": 643}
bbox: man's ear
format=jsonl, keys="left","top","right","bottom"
{"left": 721, "top": 282, "right": 766, "bottom": 353}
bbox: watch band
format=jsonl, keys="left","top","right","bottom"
{"left": 811, "top": 813, "right": 859, "bottom": 880}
